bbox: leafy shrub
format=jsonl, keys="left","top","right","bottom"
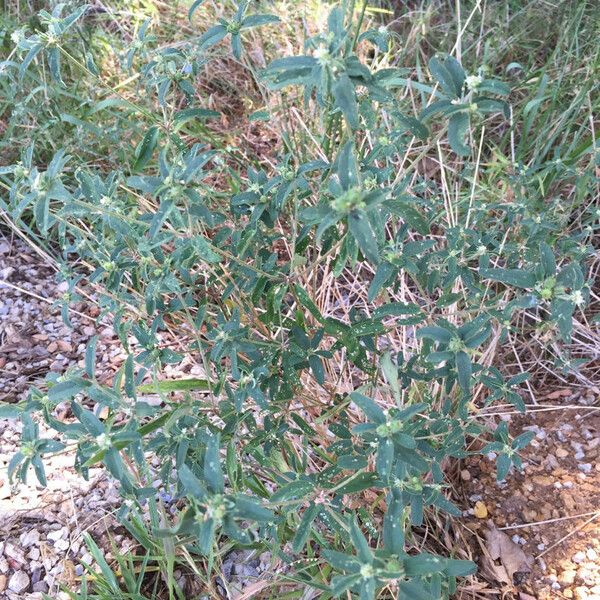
{"left": 0, "top": 2, "right": 597, "bottom": 599}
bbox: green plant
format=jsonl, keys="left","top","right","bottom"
{"left": 1, "top": 1, "right": 597, "bottom": 599}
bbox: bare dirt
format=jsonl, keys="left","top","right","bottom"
{"left": 459, "top": 400, "right": 600, "bottom": 600}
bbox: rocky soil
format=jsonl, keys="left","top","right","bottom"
{"left": 460, "top": 395, "right": 600, "bottom": 600}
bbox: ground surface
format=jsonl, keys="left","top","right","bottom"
{"left": 460, "top": 403, "right": 600, "bottom": 600}
{"left": 1, "top": 236, "right": 599, "bottom": 599}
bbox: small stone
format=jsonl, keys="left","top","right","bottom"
{"left": 33, "top": 581, "right": 49, "bottom": 593}
{"left": 533, "top": 475, "right": 554, "bottom": 486}
{"left": 0, "top": 575, "right": 6, "bottom": 593}
{"left": 3, "top": 543, "right": 25, "bottom": 565}
{"left": 574, "top": 586, "right": 589, "bottom": 600}
{"left": 56, "top": 340, "right": 72, "bottom": 353}
{"left": 577, "top": 566, "right": 594, "bottom": 584}
{"left": 31, "top": 567, "right": 43, "bottom": 584}
{"left": 572, "top": 551, "right": 586, "bottom": 564}
{"left": 560, "top": 570, "right": 577, "bottom": 585}
{"left": 564, "top": 590, "right": 573, "bottom": 599}
{"left": 474, "top": 501, "right": 488, "bottom": 519}
{"left": 8, "top": 571, "right": 30, "bottom": 594}
{"left": 20, "top": 529, "right": 41, "bottom": 548}
{"left": 460, "top": 469, "right": 471, "bottom": 481}
{"left": 47, "top": 341, "right": 58, "bottom": 353}
{"left": 585, "top": 548, "right": 597, "bottom": 561}
{"left": 587, "top": 438, "right": 600, "bottom": 450}
{"left": 54, "top": 538, "right": 70, "bottom": 552}
{"left": 47, "top": 527, "right": 68, "bottom": 543}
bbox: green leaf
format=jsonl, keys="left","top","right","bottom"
{"left": 198, "top": 24, "right": 228, "bottom": 52}
{"left": 173, "top": 108, "right": 220, "bottom": 124}
{"left": 188, "top": 0, "right": 206, "bottom": 20}
{"left": 368, "top": 262, "right": 395, "bottom": 301}
{"left": 398, "top": 580, "right": 434, "bottom": 600}
{"left": 309, "top": 354, "right": 326, "bottom": 385}
{"left": 551, "top": 299, "right": 575, "bottom": 341}
{"left": 241, "top": 14, "right": 280, "bottom": 29}
{"left": 447, "top": 111, "right": 470, "bottom": 156}
{"left": 334, "top": 472, "right": 381, "bottom": 495}
{"left": 0, "top": 403, "right": 22, "bottom": 419}
{"left": 350, "top": 518, "right": 372, "bottom": 563}
{"left": 333, "top": 73, "right": 359, "bottom": 130}
{"left": 428, "top": 56, "right": 460, "bottom": 98}
{"left": 384, "top": 200, "right": 429, "bottom": 235}
{"left": 248, "top": 110, "right": 270, "bottom": 122}
{"left": 373, "top": 302, "right": 422, "bottom": 319}
{"left": 133, "top": 126, "right": 159, "bottom": 172}
{"left": 292, "top": 503, "right": 320, "bottom": 552}
{"left": 323, "top": 550, "right": 361, "bottom": 573}
{"left": 294, "top": 284, "right": 324, "bottom": 322}
{"left": 478, "top": 79, "right": 510, "bottom": 96}
{"left": 496, "top": 453, "right": 512, "bottom": 480}
{"left": 359, "top": 578, "right": 376, "bottom": 600}
{"left": 395, "top": 114, "right": 429, "bottom": 140}
{"left": 443, "top": 55, "right": 466, "bottom": 94}
{"left": 417, "top": 326, "right": 453, "bottom": 344}
{"left": 19, "top": 43, "right": 43, "bottom": 82}
{"left": 204, "top": 433, "right": 224, "bottom": 493}
{"left": 512, "top": 431, "right": 535, "bottom": 450}
{"left": 348, "top": 210, "right": 379, "bottom": 264}
{"left": 193, "top": 235, "right": 221, "bottom": 263}
{"left": 271, "top": 479, "right": 314, "bottom": 502}
{"left": 337, "top": 141, "right": 359, "bottom": 191}
{"left": 539, "top": 243, "right": 557, "bottom": 276}
{"left": 82, "top": 533, "right": 119, "bottom": 592}
{"left": 444, "top": 558, "right": 477, "bottom": 576}
{"left": 455, "top": 350, "right": 472, "bottom": 393}
{"left": 480, "top": 268, "right": 536, "bottom": 289}
{"left": 124, "top": 354, "right": 136, "bottom": 399}
{"left": 350, "top": 392, "right": 386, "bottom": 424}
{"left": 383, "top": 495, "right": 404, "bottom": 554}
{"left": 376, "top": 438, "right": 394, "bottom": 478}
{"left": 338, "top": 455, "right": 368, "bottom": 470}
{"left": 179, "top": 463, "right": 207, "bottom": 499}
{"left": 233, "top": 494, "right": 274, "bottom": 521}
{"left": 137, "top": 378, "right": 210, "bottom": 393}
{"left": 47, "top": 47, "right": 63, "bottom": 85}
{"left": 71, "top": 402, "right": 104, "bottom": 436}
{"left": 330, "top": 573, "right": 361, "bottom": 596}
{"left": 48, "top": 378, "right": 91, "bottom": 403}
{"left": 197, "top": 517, "right": 216, "bottom": 554}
